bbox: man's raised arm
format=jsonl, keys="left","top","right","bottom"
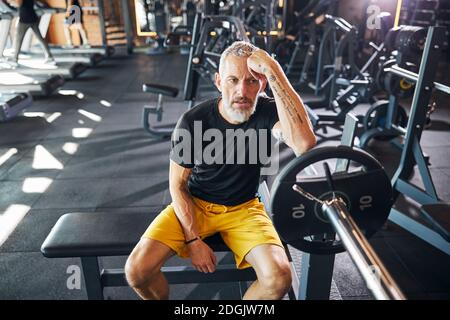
{"left": 247, "top": 50, "right": 317, "bottom": 155}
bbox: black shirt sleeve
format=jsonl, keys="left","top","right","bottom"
{"left": 170, "top": 113, "right": 195, "bottom": 168}
{"left": 259, "top": 96, "right": 279, "bottom": 130}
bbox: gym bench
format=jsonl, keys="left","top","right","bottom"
{"left": 142, "top": 83, "right": 180, "bottom": 139}
{"left": 41, "top": 211, "right": 258, "bottom": 300}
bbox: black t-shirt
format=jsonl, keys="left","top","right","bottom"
{"left": 19, "top": 0, "right": 38, "bottom": 24}
{"left": 170, "top": 95, "right": 280, "bottom": 206}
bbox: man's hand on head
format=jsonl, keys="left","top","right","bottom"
{"left": 247, "top": 49, "right": 277, "bottom": 79}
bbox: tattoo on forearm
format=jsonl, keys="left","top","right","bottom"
{"left": 269, "top": 73, "right": 304, "bottom": 124}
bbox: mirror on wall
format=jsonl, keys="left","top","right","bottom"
{"left": 134, "top": 0, "right": 187, "bottom": 36}
{"left": 134, "top": 0, "right": 159, "bottom": 36}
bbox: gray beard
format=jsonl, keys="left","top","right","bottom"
{"left": 222, "top": 95, "right": 259, "bottom": 124}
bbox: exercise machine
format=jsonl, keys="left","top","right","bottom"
{"left": 374, "top": 27, "right": 450, "bottom": 255}
{"left": 142, "top": 14, "right": 251, "bottom": 139}
{"left": 0, "top": 92, "right": 32, "bottom": 121}
{"left": 0, "top": 0, "right": 86, "bottom": 79}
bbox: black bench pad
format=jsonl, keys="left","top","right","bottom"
{"left": 41, "top": 212, "right": 231, "bottom": 258}
{"left": 142, "top": 83, "right": 179, "bottom": 97}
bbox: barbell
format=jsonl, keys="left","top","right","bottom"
{"left": 269, "top": 145, "right": 405, "bottom": 299}
{"left": 270, "top": 145, "right": 393, "bottom": 255}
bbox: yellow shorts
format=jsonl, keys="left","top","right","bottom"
{"left": 142, "top": 197, "right": 284, "bottom": 269}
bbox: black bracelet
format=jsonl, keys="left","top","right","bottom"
{"left": 185, "top": 236, "right": 200, "bottom": 245}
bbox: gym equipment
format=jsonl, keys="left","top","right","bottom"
{"left": 0, "top": 92, "right": 32, "bottom": 121}
{"left": 370, "top": 25, "right": 427, "bottom": 100}
{"left": 23, "top": 1, "right": 104, "bottom": 66}
{"left": 296, "top": 14, "right": 366, "bottom": 112}
{"left": 41, "top": 214, "right": 258, "bottom": 300}
{"left": 164, "top": 1, "right": 197, "bottom": 55}
{"left": 318, "top": 12, "right": 395, "bottom": 113}
{"left": 298, "top": 15, "right": 383, "bottom": 136}
{"left": 183, "top": 14, "right": 249, "bottom": 102}
{"left": 149, "top": 0, "right": 170, "bottom": 55}
{"left": 271, "top": 146, "right": 393, "bottom": 255}
{"left": 182, "top": 0, "right": 196, "bottom": 29}
{"left": 233, "top": 0, "right": 275, "bottom": 33}
{"left": 142, "top": 83, "right": 179, "bottom": 139}
{"left": 379, "top": 26, "right": 450, "bottom": 255}
{"left": 42, "top": 1, "right": 116, "bottom": 58}
{"left": 164, "top": 25, "right": 192, "bottom": 54}
{"left": 40, "top": 182, "right": 283, "bottom": 300}
{"left": 363, "top": 100, "right": 408, "bottom": 141}
{"left": 270, "top": 113, "right": 405, "bottom": 300}
{"left": 146, "top": 12, "right": 319, "bottom": 138}
{"left": 0, "top": 1, "right": 87, "bottom": 79}
{"left": 135, "top": 0, "right": 171, "bottom": 55}
{"left": 180, "top": 12, "right": 320, "bottom": 129}
{"left": 375, "top": 57, "right": 417, "bottom": 99}
{"left": 232, "top": 0, "right": 278, "bottom": 51}
{"left": 317, "top": 197, "right": 404, "bottom": 300}
{"left": 281, "top": 0, "right": 338, "bottom": 83}
{"left": 0, "top": 1, "right": 68, "bottom": 94}
{"left": 0, "top": 72, "right": 64, "bottom": 96}
{"left": 358, "top": 25, "right": 445, "bottom": 147}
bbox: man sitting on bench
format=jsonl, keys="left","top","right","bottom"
{"left": 125, "top": 41, "right": 316, "bottom": 300}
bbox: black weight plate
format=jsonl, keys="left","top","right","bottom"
{"left": 363, "top": 100, "right": 408, "bottom": 140}
{"left": 270, "top": 146, "right": 393, "bottom": 254}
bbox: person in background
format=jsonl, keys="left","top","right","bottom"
{"left": 63, "top": 0, "right": 90, "bottom": 48}
{"left": 8, "top": 0, "right": 55, "bottom": 67}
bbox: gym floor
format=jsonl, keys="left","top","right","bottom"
{"left": 0, "top": 49, "right": 449, "bottom": 300}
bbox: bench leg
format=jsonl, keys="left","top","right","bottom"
{"left": 81, "top": 257, "right": 104, "bottom": 300}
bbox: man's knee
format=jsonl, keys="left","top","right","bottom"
{"left": 258, "top": 262, "right": 292, "bottom": 296}
{"left": 125, "top": 250, "right": 159, "bottom": 289}
{"left": 125, "top": 238, "right": 173, "bottom": 289}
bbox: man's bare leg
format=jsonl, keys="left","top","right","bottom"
{"left": 125, "top": 238, "right": 175, "bottom": 300}
{"left": 242, "top": 244, "right": 292, "bottom": 300}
